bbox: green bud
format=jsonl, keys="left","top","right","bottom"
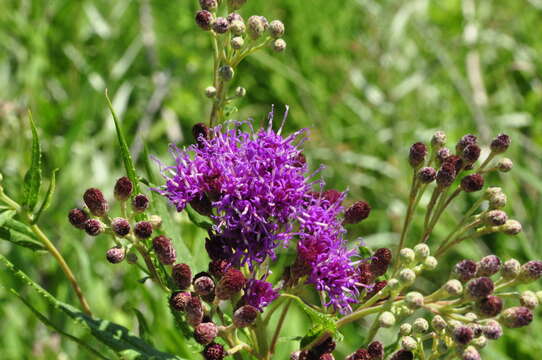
{"left": 387, "top": 278, "right": 401, "bottom": 292}
{"left": 218, "top": 66, "right": 234, "bottom": 81}
{"left": 401, "top": 336, "right": 417, "bottom": 351}
{"left": 379, "top": 311, "right": 396, "bottom": 328}
{"left": 501, "top": 258, "right": 521, "bottom": 280}
{"left": 423, "top": 256, "right": 438, "bottom": 270}
{"left": 231, "top": 36, "right": 244, "bottom": 50}
{"left": 414, "top": 244, "right": 430, "bottom": 260}
{"left": 471, "top": 336, "right": 487, "bottom": 349}
{"left": 400, "top": 323, "right": 412, "bottom": 336}
{"left": 235, "top": 86, "right": 246, "bottom": 97}
{"left": 431, "top": 315, "right": 447, "bottom": 331}
{"left": 405, "top": 291, "right": 424, "bottom": 309}
{"left": 412, "top": 318, "right": 429, "bottom": 334}
{"left": 399, "top": 268, "right": 416, "bottom": 286}
{"left": 443, "top": 279, "right": 463, "bottom": 296}
{"left": 205, "top": 86, "right": 217, "bottom": 98}
{"left": 497, "top": 158, "right": 513, "bottom": 173}
{"left": 230, "top": 20, "right": 246, "bottom": 36}
{"left": 247, "top": 15, "right": 268, "bottom": 39}
{"left": 399, "top": 248, "right": 416, "bottom": 265}
{"left": 272, "top": 38, "right": 287, "bottom": 52}
{"left": 520, "top": 290, "right": 539, "bottom": 309}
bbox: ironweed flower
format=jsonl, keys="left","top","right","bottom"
{"left": 83, "top": 188, "right": 108, "bottom": 216}
{"left": 243, "top": 279, "right": 278, "bottom": 311}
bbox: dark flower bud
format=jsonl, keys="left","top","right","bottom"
{"left": 444, "top": 155, "right": 464, "bottom": 172}
{"left": 247, "top": 15, "right": 268, "bottom": 39}
{"left": 269, "top": 20, "right": 285, "bottom": 38}
{"left": 114, "top": 177, "right": 133, "bottom": 201}
{"left": 132, "top": 194, "right": 149, "bottom": 213}
{"left": 227, "top": 12, "right": 243, "bottom": 23}
{"left": 436, "top": 147, "right": 451, "bottom": 165}
{"left": 462, "top": 144, "right": 481, "bottom": 164}
{"left": 345, "top": 349, "right": 369, "bottom": 360}
{"left": 365, "top": 280, "right": 387, "bottom": 300}
{"left": 68, "top": 208, "right": 89, "bottom": 229}
{"left": 370, "top": 248, "right": 392, "bottom": 277}
{"left": 417, "top": 167, "right": 436, "bottom": 184}
{"left": 367, "top": 341, "right": 384, "bottom": 359}
{"left": 476, "top": 295, "right": 503, "bottom": 317}
{"left": 483, "top": 210, "right": 508, "bottom": 226}
{"left": 203, "top": 343, "right": 226, "bottom": 360}
{"left": 218, "top": 65, "right": 234, "bottom": 81}
{"left": 227, "top": 0, "right": 246, "bottom": 10}
{"left": 194, "top": 275, "right": 215, "bottom": 296}
{"left": 84, "top": 219, "right": 105, "bottom": 236}
{"left": 212, "top": 17, "right": 229, "bottom": 34}
{"left": 322, "top": 189, "right": 342, "bottom": 205}
{"left": 344, "top": 201, "right": 371, "bottom": 224}
{"left": 272, "top": 38, "right": 287, "bottom": 52}
{"left": 456, "top": 134, "right": 478, "bottom": 153}
{"left": 461, "top": 174, "right": 484, "bottom": 192}
{"left": 216, "top": 268, "right": 246, "bottom": 300}
{"left": 111, "top": 217, "right": 131, "bottom": 237}
{"left": 199, "top": 0, "right": 218, "bottom": 11}
{"left": 186, "top": 295, "right": 204, "bottom": 327}
{"left": 453, "top": 259, "right": 478, "bottom": 282}
{"left": 208, "top": 260, "right": 230, "bottom": 279}
{"left": 409, "top": 142, "right": 427, "bottom": 168}
{"left": 518, "top": 260, "right": 542, "bottom": 283}
{"left": 195, "top": 10, "right": 214, "bottom": 31}
{"left": 490, "top": 134, "right": 511, "bottom": 154}
{"left": 193, "top": 122, "right": 210, "bottom": 148}
{"left": 190, "top": 194, "right": 213, "bottom": 216}
{"left": 390, "top": 350, "right": 414, "bottom": 360}
{"left": 482, "top": 320, "right": 503, "bottom": 339}
{"left": 106, "top": 247, "right": 125, "bottom": 264}
{"left": 500, "top": 306, "right": 533, "bottom": 328}
{"left": 312, "top": 337, "right": 336, "bottom": 355}
{"left": 152, "top": 235, "right": 176, "bottom": 265}
{"left": 466, "top": 277, "right": 494, "bottom": 300}
{"left": 476, "top": 255, "right": 501, "bottom": 277}
{"left": 172, "top": 263, "right": 192, "bottom": 290}
{"left": 134, "top": 221, "right": 153, "bottom": 239}
{"left": 357, "top": 262, "right": 375, "bottom": 286}
{"left": 453, "top": 325, "right": 474, "bottom": 345}
{"left": 319, "top": 354, "right": 334, "bottom": 360}
{"left": 169, "top": 291, "right": 191, "bottom": 311}
{"left": 194, "top": 322, "right": 218, "bottom": 345}
{"left": 233, "top": 305, "right": 259, "bottom": 328}
{"left": 436, "top": 162, "right": 456, "bottom": 188}
{"left": 83, "top": 188, "right": 108, "bottom": 217}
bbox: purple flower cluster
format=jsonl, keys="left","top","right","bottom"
{"left": 243, "top": 279, "right": 279, "bottom": 311}
{"left": 157, "top": 115, "right": 361, "bottom": 312}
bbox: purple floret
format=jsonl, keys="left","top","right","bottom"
{"left": 244, "top": 279, "right": 279, "bottom": 311}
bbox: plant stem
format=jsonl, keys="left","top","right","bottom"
{"left": 0, "top": 189, "right": 92, "bottom": 315}
{"left": 268, "top": 299, "right": 292, "bottom": 357}
{"left": 393, "top": 170, "right": 419, "bottom": 272}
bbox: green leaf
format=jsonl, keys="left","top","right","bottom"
{"left": 185, "top": 206, "right": 213, "bottom": 231}
{"left": 0, "top": 254, "right": 186, "bottom": 360}
{"left": 132, "top": 308, "right": 153, "bottom": 345}
{"left": 32, "top": 168, "right": 59, "bottom": 224}
{"left": 22, "top": 111, "right": 42, "bottom": 212}
{"left": 0, "top": 218, "right": 45, "bottom": 251}
{"left": 0, "top": 209, "right": 16, "bottom": 227}
{"left": 105, "top": 90, "right": 140, "bottom": 195}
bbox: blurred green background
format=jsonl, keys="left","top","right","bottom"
{"left": 1, "top": 0, "right": 542, "bottom": 358}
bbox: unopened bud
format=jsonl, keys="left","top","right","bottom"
{"left": 398, "top": 268, "right": 416, "bottom": 286}
{"left": 390, "top": 350, "right": 414, "bottom": 360}
{"left": 106, "top": 246, "right": 125, "bottom": 264}
{"left": 462, "top": 346, "right": 481, "bottom": 360}
{"left": 457, "top": 134, "right": 478, "bottom": 153}
{"left": 230, "top": 20, "right": 245, "bottom": 36}
{"left": 195, "top": 10, "right": 214, "bottom": 31}
{"left": 169, "top": 291, "right": 191, "bottom": 312}
{"left": 194, "top": 275, "right": 215, "bottom": 297}
{"left": 205, "top": 86, "right": 217, "bottom": 98}
{"left": 149, "top": 215, "right": 162, "bottom": 229}
{"left": 501, "top": 219, "right": 522, "bottom": 235}
{"left": 272, "top": 38, "right": 287, "bottom": 52}
{"left": 111, "top": 217, "right": 131, "bottom": 237}
{"left": 453, "top": 259, "right": 478, "bottom": 282}
{"left": 414, "top": 244, "right": 430, "bottom": 260}
{"left": 152, "top": 235, "right": 176, "bottom": 265}
{"left": 482, "top": 320, "right": 502, "bottom": 340}
{"left": 501, "top": 258, "right": 521, "bottom": 280}
{"left": 367, "top": 341, "right": 384, "bottom": 360}
{"left": 476, "top": 255, "right": 501, "bottom": 276}
{"left": 453, "top": 325, "right": 474, "bottom": 345}
{"left": 466, "top": 277, "right": 494, "bottom": 300}
{"left": 114, "top": 177, "right": 133, "bottom": 201}
{"left": 218, "top": 66, "right": 234, "bottom": 81}
{"left": 203, "top": 343, "right": 226, "bottom": 360}
{"left": 235, "top": 86, "right": 246, "bottom": 97}
{"left": 172, "top": 263, "right": 192, "bottom": 290}
{"left": 227, "top": 0, "right": 246, "bottom": 10}
{"left": 412, "top": 318, "right": 429, "bottom": 334}
{"left": 233, "top": 305, "right": 259, "bottom": 328}
{"left": 134, "top": 221, "right": 153, "bottom": 239}
{"left": 500, "top": 306, "right": 533, "bottom": 328}
{"left": 401, "top": 336, "right": 417, "bottom": 351}
{"left": 344, "top": 200, "right": 371, "bottom": 224}
{"left": 84, "top": 219, "right": 105, "bottom": 236}
{"left": 400, "top": 323, "right": 412, "bottom": 335}
{"left": 212, "top": 17, "right": 229, "bottom": 34}
{"left": 68, "top": 208, "right": 89, "bottom": 229}
{"left": 423, "top": 256, "right": 438, "bottom": 270}
{"left": 490, "top": 134, "right": 511, "bottom": 154}
{"left": 378, "top": 311, "right": 395, "bottom": 328}
{"left": 83, "top": 188, "right": 108, "bottom": 217}
{"left": 518, "top": 260, "right": 542, "bottom": 283}
{"left": 462, "top": 144, "right": 481, "bottom": 164}
{"left": 199, "top": 0, "right": 218, "bottom": 11}
{"left": 186, "top": 295, "right": 204, "bottom": 327}
{"left": 409, "top": 142, "right": 427, "bottom": 168}
{"left": 247, "top": 16, "right": 268, "bottom": 39}
{"left": 231, "top": 36, "right": 244, "bottom": 49}
{"left": 443, "top": 279, "right": 463, "bottom": 296}
{"left": 132, "top": 194, "right": 149, "bottom": 212}
{"left": 399, "top": 248, "right": 415, "bottom": 265}
{"left": 269, "top": 20, "right": 285, "bottom": 38}
{"left": 436, "top": 162, "right": 456, "bottom": 188}
{"left": 471, "top": 335, "right": 487, "bottom": 349}
{"left": 216, "top": 268, "right": 246, "bottom": 300}
{"left": 483, "top": 210, "right": 508, "bottom": 226}
{"left": 431, "top": 131, "right": 447, "bottom": 149}
{"left": 520, "top": 290, "right": 539, "bottom": 309}
{"left": 194, "top": 322, "right": 218, "bottom": 345}
{"left": 431, "top": 315, "right": 447, "bottom": 331}
{"left": 405, "top": 292, "right": 424, "bottom": 309}
{"left": 417, "top": 167, "right": 436, "bottom": 184}
{"left": 497, "top": 158, "right": 513, "bottom": 172}
{"left": 437, "top": 147, "right": 451, "bottom": 165}
{"left": 476, "top": 295, "right": 503, "bottom": 317}
{"left": 460, "top": 174, "right": 484, "bottom": 192}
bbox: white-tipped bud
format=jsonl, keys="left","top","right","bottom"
{"left": 205, "top": 86, "right": 217, "bottom": 98}
{"left": 218, "top": 66, "right": 234, "bottom": 81}
{"left": 520, "top": 290, "right": 539, "bottom": 309}
{"left": 399, "top": 248, "right": 416, "bottom": 265}
{"left": 405, "top": 291, "right": 424, "bottom": 309}
{"left": 471, "top": 336, "right": 487, "bottom": 349}
{"left": 501, "top": 258, "right": 521, "bottom": 280}
{"left": 268, "top": 20, "right": 285, "bottom": 38}
{"left": 235, "top": 86, "right": 246, "bottom": 97}
{"left": 272, "top": 38, "right": 287, "bottom": 52}
{"left": 387, "top": 278, "right": 401, "bottom": 292}
{"left": 401, "top": 336, "right": 418, "bottom": 351}
{"left": 412, "top": 318, "right": 429, "bottom": 334}
{"left": 231, "top": 36, "right": 244, "bottom": 50}
{"left": 431, "top": 315, "right": 447, "bottom": 331}
{"left": 400, "top": 323, "right": 412, "bottom": 336}
{"left": 431, "top": 131, "right": 447, "bottom": 149}
{"left": 399, "top": 268, "right": 416, "bottom": 286}
{"left": 423, "top": 256, "right": 438, "bottom": 270}
{"left": 414, "top": 244, "right": 430, "bottom": 260}
{"left": 497, "top": 158, "right": 513, "bottom": 173}
{"left": 149, "top": 215, "right": 162, "bottom": 229}
{"left": 483, "top": 210, "right": 508, "bottom": 226}
{"left": 379, "top": 311, "right": 396, "bottom": 328}
{"left": 230, "top": 20, "right": 246, "bottom": 35}
{"left": 443, "top": 279, "right": 463, "bottom": 296}
{"left": 501, "top": 220, "right": 522, "bottom": 235}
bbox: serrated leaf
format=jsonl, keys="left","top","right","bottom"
{"left": 22, "top": 111, "right": 42, "bottom": 212}
{"left": 0, "top": 209, "right": 16, "bottom": 227}
{"left": 105, "top": 90, "right": 140, "bottom": 195}
{"left": 0, "top": 226, "right": 45, "bottom": 251}
{"left": 33, "top": 168, "right": 59, "bottom": 224}
{"left": 0, "top": 254, "right": 186, "bottom": 360}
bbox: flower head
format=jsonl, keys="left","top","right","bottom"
{"left": 243, "top": 279, "right": 278, "bottom": 311}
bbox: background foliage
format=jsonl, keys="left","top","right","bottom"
{"left": 1, "top": 0, "right": 542, "bottom": 358}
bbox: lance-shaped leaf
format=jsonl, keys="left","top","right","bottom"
{"left": 32, "top": 168, "right": 59, "bottom": 224}
{"left": 22, "top": 111, "right": 42, "bottom": 212}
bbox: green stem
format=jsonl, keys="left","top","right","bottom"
{"left": 268, "top": 299, "right": 292, "bottom": 358}
{"left": 393, "top": 170, "right": 419, "bottom": 272}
